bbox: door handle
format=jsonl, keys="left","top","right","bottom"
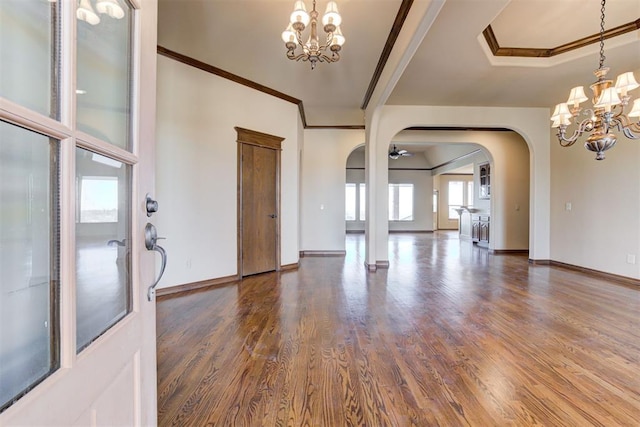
{"left": 145, "top": 222, "right": 167, "bottom": 301}
{"left": 268, "top": 214, "right": 277, "bottom": 218}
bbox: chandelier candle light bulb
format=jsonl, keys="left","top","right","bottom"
{"left": 77, "top": 0, "right": 125, "bottom": 25}
{"left": 283, "top": 0, "right": 345, "bottom": 69}
{"left": 550, "top": 0, "right": 640, "bottom": 160}
{"left": 96, "top": 0, "right": 125, "bottom": 19}
{"left": 77, "top": 0, "right": 100, "bottom": 25}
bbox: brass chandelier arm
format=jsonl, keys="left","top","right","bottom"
{"left": 287, "top": 51, "right": 340, "bottom": 64}
{"left": 557, "top": 114, "right": 598, "bottom": 146}
{"left": 558, "top": 109, "right": 597, "bottom": 141}
{"left": 610, "top": 103, "right": 640, "bottom": 135}
{"left": 613, "top": 115, "right": 640, "bottom": 137}
{"left": 622, "top": 125, "right": 640, "bottom": 139}
{"left": 318, "top": 52, "right": 340, "bottom": 63}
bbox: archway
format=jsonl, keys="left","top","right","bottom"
{"left": 363, "top": 106, "right": 548, "bottom": 270}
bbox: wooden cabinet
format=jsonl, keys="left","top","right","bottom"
{"left": 472, "top": 221, "right": 480, "bottom": 241}
{"left": 472, "top": 215, "right": 490, "bottom": 248}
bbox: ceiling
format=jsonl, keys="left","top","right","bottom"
{"left": 351, "top": 142, "right": 481, "bottom": 171}
{"left": 157, "top": 0, "right": 640, "bottom": 164}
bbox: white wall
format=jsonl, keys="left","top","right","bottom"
{"left": 300, "top": 129, "right": 364, "bottom": 251}
{"left": 551, "top": 129, "right": 640, "bottom": 279}
{"left": 155, "top": 55, "right": 300, "bottom": 289}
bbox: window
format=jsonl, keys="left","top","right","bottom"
{"left": 79, "top": 176, "right": 118, "bottom": 223}
{"left": 345, "top": 183, "right": 356, "bottom": 220}
{"left": 345, "top": 183, "right": 366, "bottom": 221}
{"left": 467, "top": 181, "right": 474, "bottom": 206}
{"left": 448, "top": 181, "right": 464, "bottom": 219}
{"left": 433, "top": 191, "right": 438, "bottom": 213}
{"left": 389, "top": 184, "right": 413, "bottom": 221}
{"left": 359, "top": 183, "right": 366, "bottom": 221}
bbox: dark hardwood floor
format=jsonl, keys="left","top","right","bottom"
{"left": 157, "top": 232, "right": 640, "bottom": 426}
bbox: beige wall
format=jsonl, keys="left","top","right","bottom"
{"left": 155, "top": 55, "right": 301, "bottom": 289}
{"left": 550, "top": 129, "right": 640, "bottom": 279}
{"left": 300, "top": 129, "right": 364, "bottom": 251}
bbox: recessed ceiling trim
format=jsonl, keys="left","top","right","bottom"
{"left": 345, "top": 148, "right": 482, "bottom": 171}
{"left": 361, "top": 0, "right": 414, "bottom": 110}
{"left": 306, "top": 125, "right": 365, "bottom": 130}
{"left": 483, "top": 18, "right": 640, "bottom": 58}
{"left": 430, "top": 149, "right": 482, "bottom": 172}
{"left": 406, "top": 126, "right": 512, "bottom": 132}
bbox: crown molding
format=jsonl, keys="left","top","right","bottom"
{"left": 483, "top": 18, "right": 640, "bottom": 58}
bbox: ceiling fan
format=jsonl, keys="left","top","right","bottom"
{"left": 388, "top": 144, "right": 413, "bottom": 160}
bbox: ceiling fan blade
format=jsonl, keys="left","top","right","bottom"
{"left": 401, "top": 152, "right": 414, "bottom": 156}
{"left": 397, "top": 149, "right": 407, "bottom": 154}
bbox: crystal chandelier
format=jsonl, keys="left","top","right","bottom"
{"left": 550, "top": 0, "right": 640, "bottom": 160}
{"left": 282, "top": 0, "right": 345, "bottom": 70}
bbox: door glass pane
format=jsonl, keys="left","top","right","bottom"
{"left": 76, "top": 147, "right": 131, "bottom": 352}
{"left": 76, "top": 1, "right": 132, "bottom": 149}
{"left": 0, "top": 0, "right": 59, "bottom": 118}
{"left": 345, "top": 183, "right": 356, "bottom": 220}
{"left": 0, "top": 120, "right": 59, "bottom": 412}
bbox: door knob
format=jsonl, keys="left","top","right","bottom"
{"left": 146, "top": 194, "right": 159, "bottom": 217}
{"left": 268, "top": 213, "right": 277, "bottom": 218}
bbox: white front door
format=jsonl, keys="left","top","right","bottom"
{"left": 0, "top": 0, "right": 159, "bottom": 425}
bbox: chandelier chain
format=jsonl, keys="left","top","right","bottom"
{"left": 599, "top": 0, "right": 606, "bottom": 69}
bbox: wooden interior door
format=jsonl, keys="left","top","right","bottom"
{"left": 236, "top": 127, "right": 283, "bottom": 277}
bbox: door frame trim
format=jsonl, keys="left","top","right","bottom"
{"left": 235, "top": 127, "right": 284, "bottom": 278}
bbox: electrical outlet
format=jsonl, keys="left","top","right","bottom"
{"left": 186, "top": 259, "right": 192, "bottom": 269}
{"left": 627, "top": 254, "right": 636, "bottom": 265}
{"left": 565, "top": 202, "right": 572, "bottom": 211}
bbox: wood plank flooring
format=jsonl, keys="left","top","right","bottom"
{"left": 157, "top": 232, "right": 640, "bottom": 426}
